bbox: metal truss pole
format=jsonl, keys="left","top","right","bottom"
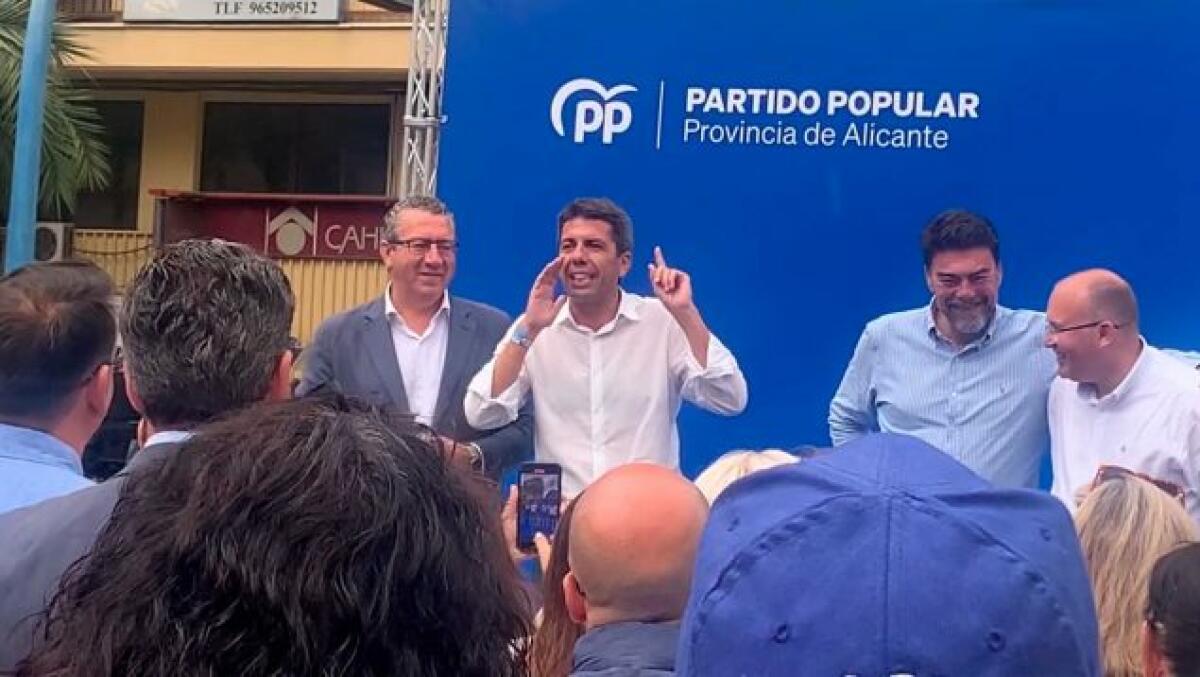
{"left": 397, "top": 0, "right": 448, "bottom": 198}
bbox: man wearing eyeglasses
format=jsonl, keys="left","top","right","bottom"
{"left": 829, "top": 209, "right": 1057, "bottom": 488}
{"left": 297, "top": 195, "right": 532, "bottom": 478}
{"left": 1045, "top": 269, "right": 1200, "bottom": 521}
{"left": 0, "top": 261, "right": 116, "bottom": 515}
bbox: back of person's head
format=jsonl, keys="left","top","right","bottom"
{"left": 19, "top": 393, "right": 531, "bottom": 677}
{"left": 0, "top": 260, "right": 116, "bottom": 426}
{"left": 529, "top": 496, "right": 584, "bottom": 677}
{"left": 693, "top": 449, "right": 797, "bottom": 504}
{"left": 677, "top": 433, "right": 1100, "bottom": 677}
{"left": 565, "top": 464, "right": 708, "bottom": 630}
{"left": 121, "top": 239, "right": 295, "bottom": 430}
{"left": 1076, "top": 474, "right": 1198, "bottom": 677}
{"left": 1145, "top": 543, "right": 1200, "bottom": 677}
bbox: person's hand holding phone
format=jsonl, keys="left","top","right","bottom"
{"left": 501, "top": 485, "right": 557, "bottom": 571}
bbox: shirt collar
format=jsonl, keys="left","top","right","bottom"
{"left": 554, "top": 288, "right": 643, "bottom": 331}
{"left": 144, "top": 430, "right": 195, "bottom": 448}
{"left": 1081, "top": 337, "right": 1150, "bottom": 405}
{"left": 925, "top": 299, "right": 1006, "bottom": 348}
{"left": 0, "top": 423, "right": 82, "bottom": 475}
{"left": 384, "top": 285, "right": 451, "bottom": 323}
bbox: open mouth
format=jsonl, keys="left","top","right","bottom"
{"left": 566, "top": 271, "right": 594, "bottom": 286}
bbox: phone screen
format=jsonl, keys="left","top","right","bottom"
{"left": 517, "top": 463, "right": 562, "bottom": 551}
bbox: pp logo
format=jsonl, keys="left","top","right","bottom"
{"left": 550, "top": 78, "right": 637, "bottom": 144}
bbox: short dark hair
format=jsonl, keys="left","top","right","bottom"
{"left": 920, "top": 209, "right": 1000, "bottom": 267}
{"left": 21, "top": 394, "right": 532, "bottom": 677}
{"left": 121, "top": 240, "right": 294, "bottom": 429}
{"left": 557, "top": 197, "right": 634, "bottom": 255}
{"left": 0, "top": 260, "right": 116, "bottom": 419}
{"left": 1146, "top": 542, "right": 1200, "bottom": 677}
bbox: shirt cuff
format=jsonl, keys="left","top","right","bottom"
{"left": 464, "top": 361, "right": 524, "bottom": 429}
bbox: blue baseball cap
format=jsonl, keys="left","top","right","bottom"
{"left": 676, "top": 433, "right": 1100, "bottom": 676}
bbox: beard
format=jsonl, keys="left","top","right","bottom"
{"left": 942, "top": 298, "right": 994, "bottom": 337}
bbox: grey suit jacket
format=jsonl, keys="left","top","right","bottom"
{"left": 296, "top": 294, "right": 533, "bottom": 477}
{"left": 0, "top": 442, "right": 181, "bottom": 672}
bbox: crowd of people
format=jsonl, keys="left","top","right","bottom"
{"left": 0, "top": 197, "right": 1198, "bottom": 676}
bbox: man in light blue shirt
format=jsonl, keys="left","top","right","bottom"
{"left": 0, "top": 241, "right": 297, "bottom": 671}
{"left": 0, "top": 261, "right": 117, "bottom": 514}
{"left": 829, "top": 210, "right": 1056, "bottom": 488}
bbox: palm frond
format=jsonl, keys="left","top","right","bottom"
{"left": 0, "top": 0, "right": 111, "bottom": 217}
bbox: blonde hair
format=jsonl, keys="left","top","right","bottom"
{"left": 1076, "top": 475, "right": 1198, "bottom": 677}
{"left": 694, "top": 449, "right": 797, "bottom": 504}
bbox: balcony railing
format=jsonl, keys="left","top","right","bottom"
{"left": 59, "top": 0, "right": 122, "bottom": 21}
{"left": 58, "top": 0, "right": 410, "bottom": 23}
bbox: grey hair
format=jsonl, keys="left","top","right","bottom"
{"left": 382, "top": 195, "right": 455, "bottom": 241}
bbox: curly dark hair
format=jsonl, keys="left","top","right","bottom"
{"left": 18, "top": 394, "right": 532, "bottom": 677}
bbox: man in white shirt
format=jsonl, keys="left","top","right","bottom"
{"left": 1045, "top": 269, "right": 1200, "bottom": 521}
{"left": 464, "top": 197, "right": 748, "bottom": 494}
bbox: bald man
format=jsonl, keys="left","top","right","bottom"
{"left": 1045, "top": 269, "right": 1200, "bottom": 521}
{"left": 563, "top": 463, "right": 708, "bottom": 676}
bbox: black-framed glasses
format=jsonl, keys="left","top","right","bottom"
{"left": 81, "top": 346, "right": 123, "bottom": 384}
{"left": 1045, "top": 320, "right": 1122, "bottom": 336}
{"left": 386, "top": 238, "right": 459, "bottom": 256}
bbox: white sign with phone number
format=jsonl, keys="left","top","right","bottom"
{"left": 123, "top": 0, "right": 339, "bottom": 22}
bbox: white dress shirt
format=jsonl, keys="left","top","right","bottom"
{"left": 1049, "top": 341, "right": 1200, "bottom": 522}
{"left": 385, "top": 288, "right": 450, "bottom": 426}
{"left": 465, "top": 291, "right": 748, "bottom": 495}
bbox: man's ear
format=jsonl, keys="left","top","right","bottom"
{"left": 267, "top": 348, "right": 296, "bottom": 402}
{"left": 84, "top": 364, "right": 115, "bottom": 418}
{"left": 563, "top": 571, "right": 588, "bottom": 626}
{"left": 124, "top": 368, "right": 146, "bottom": 417}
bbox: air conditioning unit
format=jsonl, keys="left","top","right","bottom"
{"left": 35, "top": 222, "right": 74, "bottom": 261}
{"left": 0, "top": 223, "right": 74, "bottom": 264}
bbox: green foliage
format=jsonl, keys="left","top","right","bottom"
{"left": 0, "top": 0, "right": 110, "bottom": 217}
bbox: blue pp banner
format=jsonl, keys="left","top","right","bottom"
{"left": 438, "top": 0, "right": 1200, "bottom": 478}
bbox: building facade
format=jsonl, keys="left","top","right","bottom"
{"left": 61, "top": 0, "right": 406, "bottom": 341}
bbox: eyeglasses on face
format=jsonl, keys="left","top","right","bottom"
{"left": 1044, "top": 320, "right": 1123, "bottom": 336}
{"left": 386, "top": 238, "right": 459, "bottom": 256}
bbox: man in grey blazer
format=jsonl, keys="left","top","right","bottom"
{"left": 297, "top": 195, "right": 532, "bottom": 478}
{"left": 0, "top": 240, "right": 297, "bottom": 671}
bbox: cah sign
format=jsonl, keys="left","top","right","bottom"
{"left": 155, "top": 192, "right": 390, "bottom": 261}
{"left": 438, "top": 1, "right": 1200, "bottom": 479}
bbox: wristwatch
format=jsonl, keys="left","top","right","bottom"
{"left": 463, "top": 442, "right": 485, "bottom": 472}
{"left": 511, "top": 323, "right": 533, "bottom": 348}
